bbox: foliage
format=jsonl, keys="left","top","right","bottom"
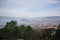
{"left": 0, "top": 20, "right": 60, "bottom": 40}
{"left": 0, "top": 20, "right": 33, "bottom": 40}
{"left": 55, "top": 24, "right": 60, "bottom": 40}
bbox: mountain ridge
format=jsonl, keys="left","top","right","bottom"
{"left": 0, "top": 16, "right": 60, "bottom": 26}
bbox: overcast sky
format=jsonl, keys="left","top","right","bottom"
{"left": 0, "top": 0, "right": 60, "bottom": 18}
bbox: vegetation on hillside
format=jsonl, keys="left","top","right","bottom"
{"left": 0, "top": 20, "right": 60, "bottom": 40}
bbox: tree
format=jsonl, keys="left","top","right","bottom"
{"left": 48, "top": 28, "right": 56, "bottom": 40}
{"left": 24, "top": 25, "right": 33, "bottom": 40}
{"left": 18, "top": 25, "right": 26, "bottom": 39}
{"left": 3, "top": 20, "right": 18, "bottom": 39}
{"left": 41, "top": 28, "right": 56, "bottom": 40}
{"left": 55, "top": 24, "right": 60, "bottom": 40}
{"left": 0, "top": 28, "right": 4, "bottom": 40}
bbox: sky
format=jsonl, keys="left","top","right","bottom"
{"left": 0, "top": 0, "right": 60, "bottom": 18}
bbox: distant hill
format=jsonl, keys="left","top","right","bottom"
{"left": 0, "top": 16, "right": 60, "bottom": 27}
{"left": 0, "top": 16, "right": 28, "bottom": 25}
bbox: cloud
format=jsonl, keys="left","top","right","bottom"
{"left": 0, "top": 0, "right": 60, "bottom": 18}
{"left": 0, "top": 0, "right": 60, "bottom": 9}
{"left": 0, "top": 8, "right": 60, "bottom": 18}
{"left": 0, "top": 8, "right": 39, "bottom": 18}
{"left": 47, "top": 0, "right": 60, "bottom": 3}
